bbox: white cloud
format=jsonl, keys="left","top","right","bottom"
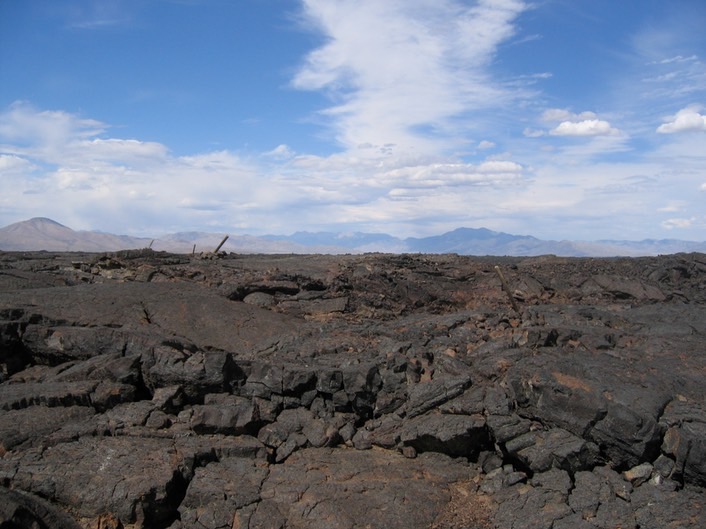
{"left": 178, "top": 150, "right": 244, "bottom": 170}
{"left": 657, "top": 55, "right": 698, "bottom": 65}
{"left": 0, "top": 101, "right": 106, "bottom": 162}
{"left": 293, "top": 0, "right": 528, "bottom": 154}
{"left": 662, "top": 217, "right": 696, "bottom": 229}
{"left": 477, "top": 140, "right": 496, "bottom": 150}
{"left": 541, "top": 109, "right": 597, "bottom": 122}
{"left": 2, "top": 94, "right": 704, "bottom": 242}
{"left": 657, "top": 105, "right": 706, "bottom": 134}
{"left": 523, "top": 128, "right": 544, "bottom": 138}
{"left": 549, "top": 119, "right": 620, "bottom": 137}
{"left": 0, "top": 154, "right": 34, "bottom": 173}
{"left": 658, "top": 201, "right": 686, "bottom": 213}
{"left": 0, "top": 103, "right": 267, "bottom": 233}
{"left": 533, "top": 108, "right": 621, "bottom": 139}
{"left": 64, "top": 0, "right": 134, "bottom": 29}
{"left": 0, "top": 102, "right": 534, "bottom": 237}
{"left": 381, "top": 160, "right": 524, "bottom": 188}
{"left": 264, "top": 144, "right": 296, "bottom": 159}
{"left": 80, "top": 138, "right": 169, "bottom": 163}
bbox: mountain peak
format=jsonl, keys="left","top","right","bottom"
{"left": 0, "top": 217, "right": 152, "bottom": 252}
{"left": 25, "top": 217, "right": 70, "bottom": 228}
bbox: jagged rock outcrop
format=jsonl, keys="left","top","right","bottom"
{"left": 1, "top": 250, "right": 705, "bottom": 528}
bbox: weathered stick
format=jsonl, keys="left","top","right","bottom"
{"left": 192, "top": 244, "right": 196, "bottom": 256}
{"left": 213, "top": 235, "right": 229, "bottom": 254}
{"left": 494, "top": 265, "right": 521, "bottom": 315}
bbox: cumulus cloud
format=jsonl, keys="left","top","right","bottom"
{"left": 0, "top": 103, "right": 266, "bottom": 232}
{"left": 532, "top": 108, "right": 621, "bottom": 138}
{"left": 549, "top": 119, "right": 620, "bottom": 137}
{"left": 657, "top": 105, "right": 706, "bottom": 134}
{"left": 0, "top": 102, "right": 533, "bottom": 236}
{"left": 701, "top": 183, "right": 706, "bottom": 191}
{"left": 293, "top": 0, "right": 528, "bottom": 154}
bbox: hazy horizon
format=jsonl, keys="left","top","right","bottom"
{"left": 4, "top": 216, "right": 706, "bottom": 247}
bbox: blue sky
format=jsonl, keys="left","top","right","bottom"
{"left": 1, "top": 0, "right": 705, "bottom": 241}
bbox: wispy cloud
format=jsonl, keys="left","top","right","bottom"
{"left": 662, "top": 217, "right": 697, "bottom": 229}
{"left": 654, "top": 55, "right": 699, "bottom": 65}
{"left": 292, "top": 0, "right": 529, "bottom": 155}
{"left": 263, "top": 144, "right": 296, "bottom": 160}
{"left": 64, "top": 0, "right": 135, "bottom": 29}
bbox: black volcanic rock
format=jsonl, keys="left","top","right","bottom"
{"left": 0, "top": 251, "right": 705, "bottom": 528}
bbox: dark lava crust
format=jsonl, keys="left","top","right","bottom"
{"left": 1, "top": 250, "right": 705, "bottom": 529}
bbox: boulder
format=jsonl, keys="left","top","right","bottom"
{"left": 189, "top": 394, "right": 260, "bottom": 435}
{"left": 399, "top": 412, "right": 488, "bottom": 458}
{"left": 254, "top": 448, "right": 472, "bottom": 529}
{"left": 0, "top": 487, "right": 83, "bottom": 529}
{"left": 0, "top": 405, "right": 94, "bottom": 451}
{"left": 178, "top": 458, "right": 269, "bottom": 529}
{"left": 505, "top": 428, "right": 600, "bottom": 473}
{"left": 4, "top": 436, "right": 190, "bottom": 527}
{"left": 660, "top": 399, "right": 706, "bottom": 486}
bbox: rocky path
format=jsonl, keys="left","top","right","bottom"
{"left": 0, "top": 250, "right": 705, "bottom": 528}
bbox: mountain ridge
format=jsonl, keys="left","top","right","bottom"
{"left": 1, "top": 217, "right": 705, "bottom": 256}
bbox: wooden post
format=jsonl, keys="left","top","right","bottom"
{"left": 192, "top": 244, "right": 196, "bottom": 256}
{"left": 494, "top": 265, "right": 521, "bottom": 315}
{"left": 213, "top": 235, "right": 229, "bottom": 254}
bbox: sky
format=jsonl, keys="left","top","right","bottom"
{"left": 1, "top": 0, "right": 705, "bottom": 241}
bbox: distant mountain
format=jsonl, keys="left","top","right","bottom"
{"left": 0, "top": 218, "right": 351, "bottom": 254}
{"left": 406, "top": 227, "right": 542, "bottom": 254}
{"left": 267, "top": 227, "right": 706, "bottom": 257}
{"left": 261, "top": 231, "right": 407, "bottom": 253}
{"left": 0, "top": 218, "right": 153, "bottom": 252}
{"left": 1, "top": 217, "right": 705, "bottom": 256}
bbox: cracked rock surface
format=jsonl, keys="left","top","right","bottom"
{"left": 1, "top": 250, "right": 705, "bottom": 528}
